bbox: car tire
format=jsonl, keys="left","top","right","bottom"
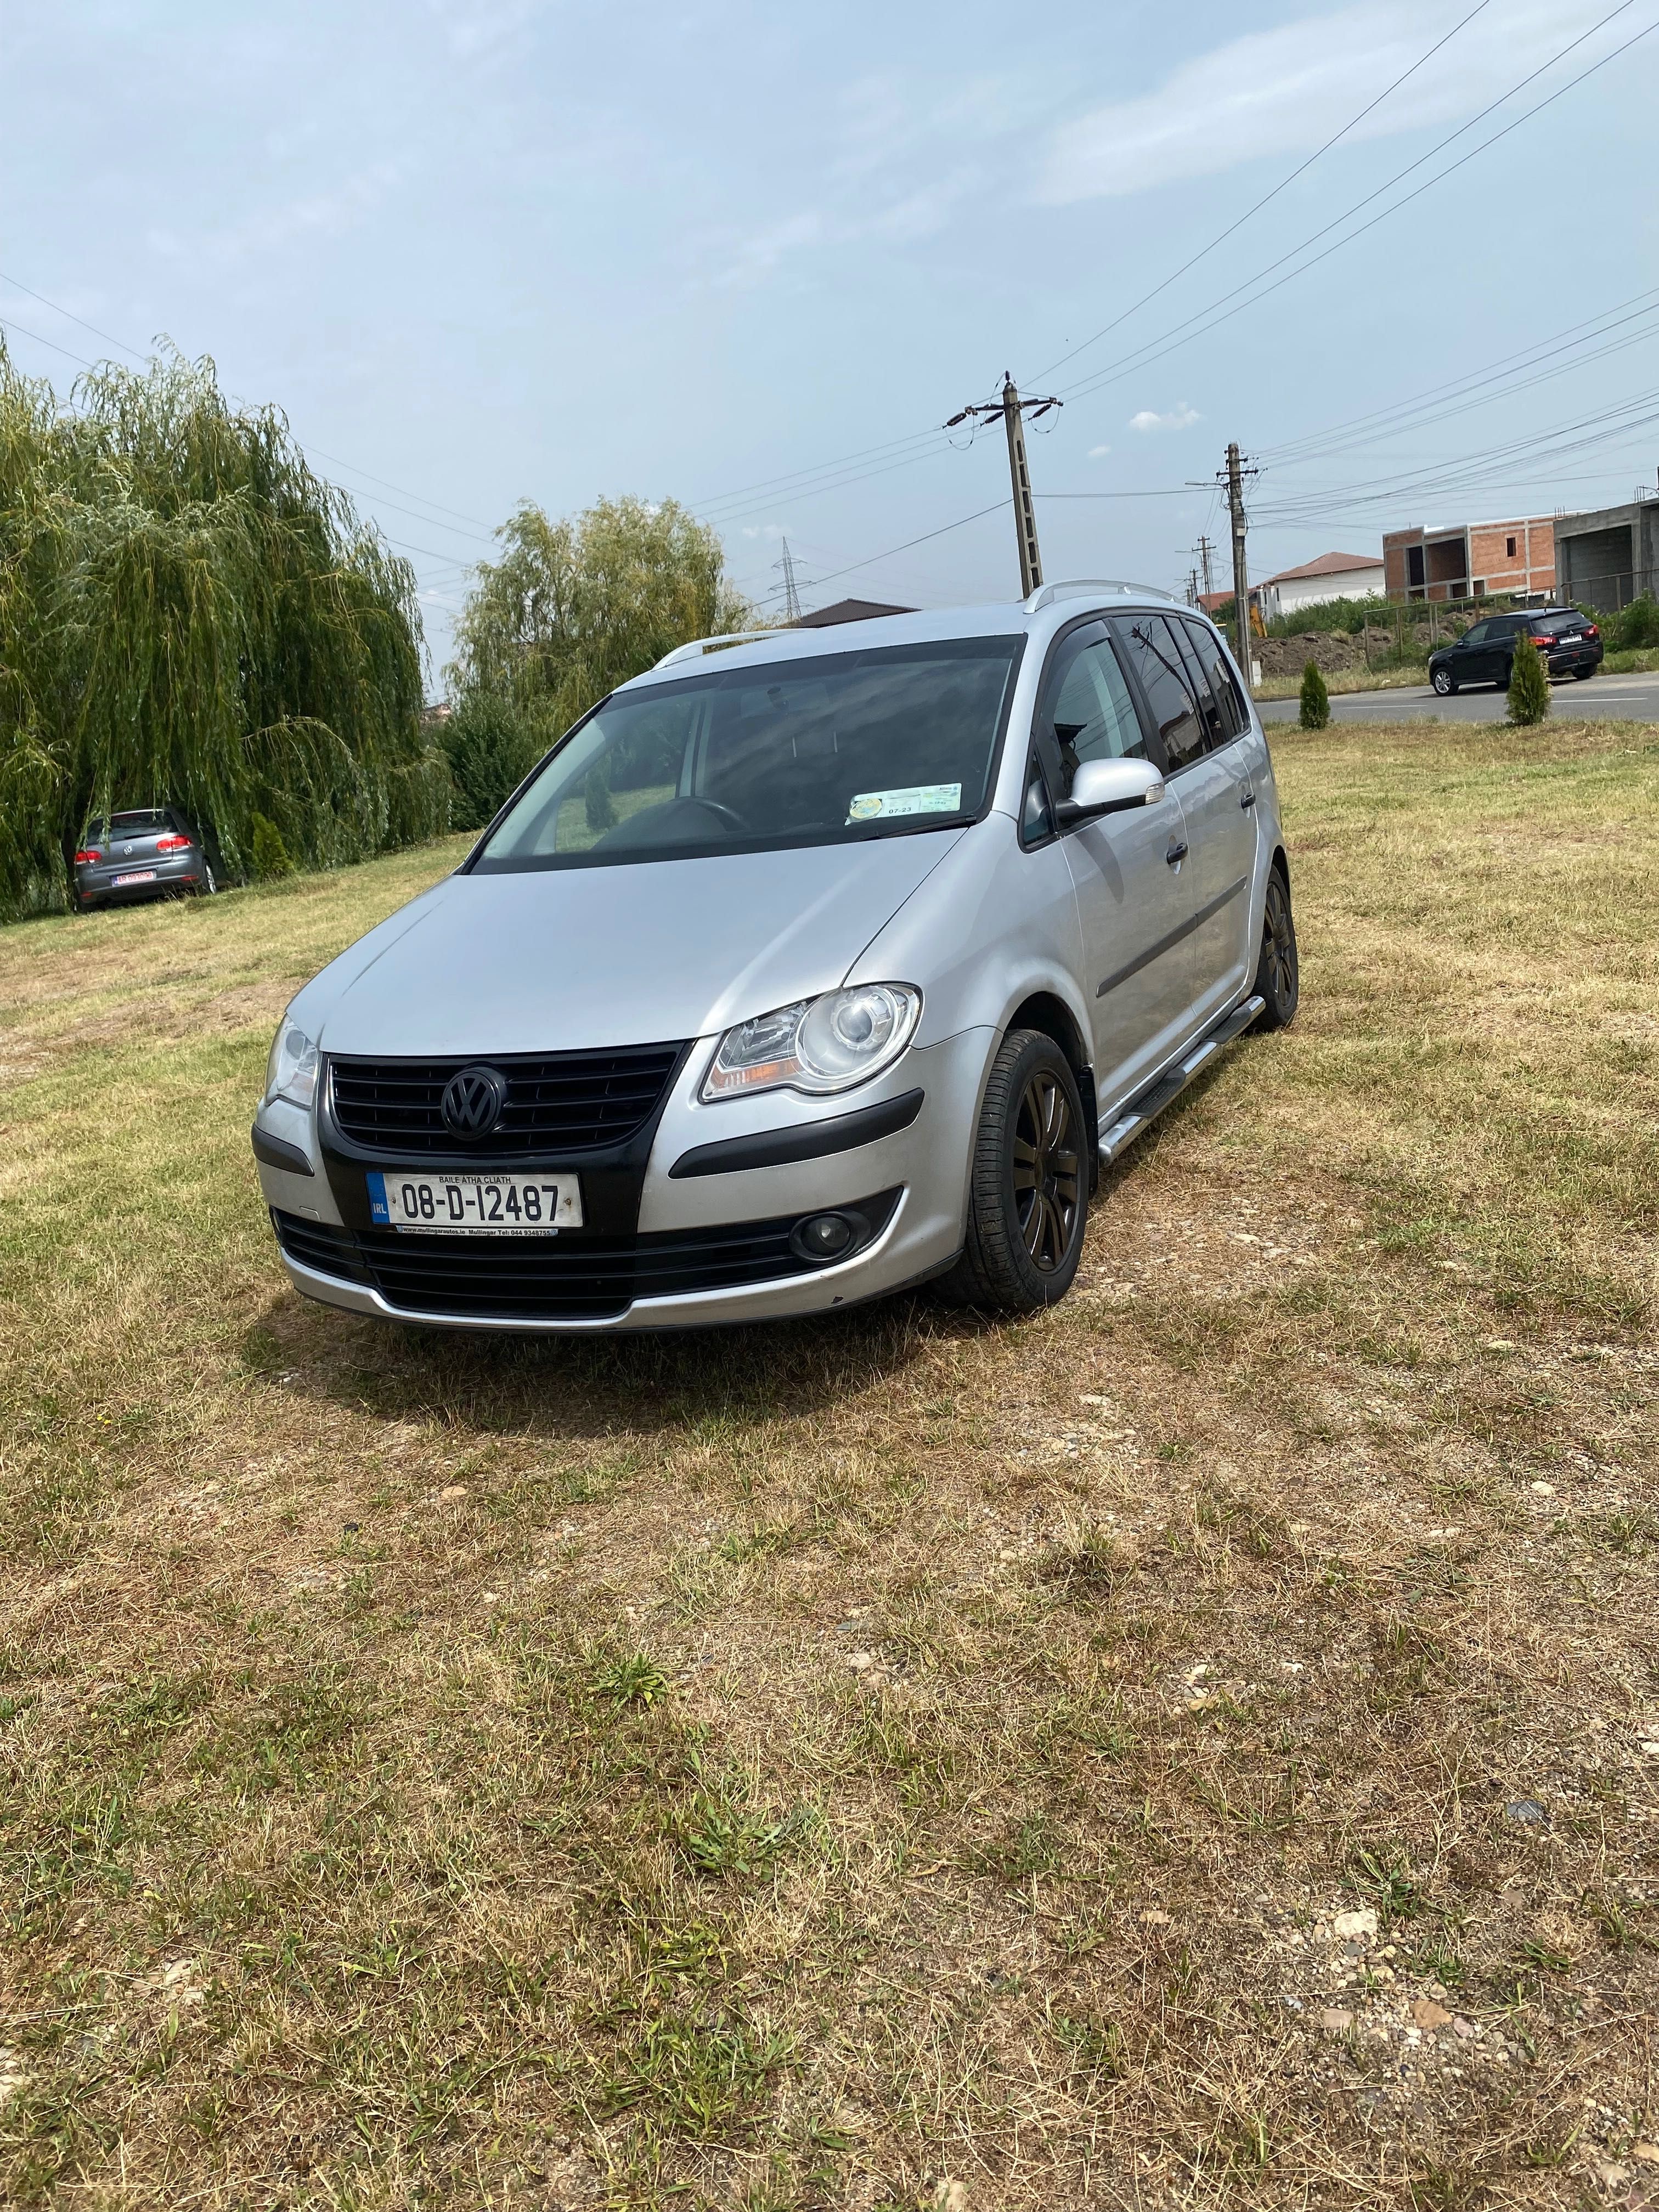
{"left": 201, "top": 862, "right": 218, "bottom": 894}
{"left": 939, "top": 1030, "right": 1089, "bottom": 1313}
{"left": 1431, "top": 666, "right": 1455, "bottom": 696}
{"left": 1250, "top": 864, "right": 1299, "bottom": 1031}
{"left": 1572, "top": 667, "right": 1595, "bottom": 682}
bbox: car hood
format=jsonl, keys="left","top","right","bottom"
{"left": 304, "top": 834, "right": 964, "bottom": 1057}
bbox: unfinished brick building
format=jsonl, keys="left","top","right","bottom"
{"left": 1382, "top": 516, "right": 1555, "bottom": 603}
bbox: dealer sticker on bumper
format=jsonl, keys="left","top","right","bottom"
{"left": 368, "top": 1170, "right": 583, "bottom": 1234}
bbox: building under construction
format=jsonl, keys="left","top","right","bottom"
{"left": 1552, "top": 496, "right": 1659, "bottom": 610}
{"left": 1382, "top": 515, "right": 1555, "bottom": 603}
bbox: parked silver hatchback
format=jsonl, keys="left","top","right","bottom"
{"left": 253, "top": 582, "right": 1297, "bottom": 1331}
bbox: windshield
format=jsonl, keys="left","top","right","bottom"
{"left": 471, "top": 635, "right": 1024, "bottom": 873}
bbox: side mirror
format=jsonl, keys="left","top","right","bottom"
{"left": 1056, "top": 755, "right": 1166, "bottom": 826}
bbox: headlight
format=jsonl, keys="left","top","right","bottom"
{"left": 264, "top": 1016, "right": 319, "bottom": 1109}
{"left": 702, "top": 985, "right": 921, "bottom": 1101}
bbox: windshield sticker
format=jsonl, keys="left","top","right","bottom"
{"left": 847, "top": 783, "right": 962, "bottom": 823}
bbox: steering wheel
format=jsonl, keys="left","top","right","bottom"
{"left": 682, "top": 797, "right": 747, "bottom": 833}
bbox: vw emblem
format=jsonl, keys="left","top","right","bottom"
{"left": 441, "top": 1064, "right": 508, "bottom": 1141}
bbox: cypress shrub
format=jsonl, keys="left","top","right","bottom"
{"left": 250, "top": 814, "right": 296, "bottom": 879}
{"left": 1507, "top": 631, "right": 1551, "bottom": 726}
{"left": 1298, "top": 660, "right": 1330, "bottom": 730}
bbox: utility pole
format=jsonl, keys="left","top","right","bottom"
{"left": 945, "top": 374, "right": 1062, "bottom": 599}
{"left": 1219, "top": 443, "right": 1258, "bottom": 697}
{"left": 1195, "top": 533, "right": 1215, "bottom": 601}
{"left": 1187, "top": 567, "right": 1200, "bottom": 608}
{"left": 775, "top": 538, "right": 803, "bottom": 624}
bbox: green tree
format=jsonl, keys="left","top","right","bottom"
{"left": 436, "top": 693, "right": 544, "bottom": 832}
{"left": 0, "top": 341, "right": 445, "bottom": 918}
{"left": 447, "top": 494, "right": 751, "bottom": 734}
{"left": 1298, "top": 659, "right": 1330, "bottom": 730}
{"left": 1506, "top": 630, "right": 1551, "bottom": 726}
{"left": 1612, "top": 593, "right": 1659, "bottom": 650}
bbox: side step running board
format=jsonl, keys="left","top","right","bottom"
{"left": 1097, "top": 995, "right": 1265, "bottom": 1165}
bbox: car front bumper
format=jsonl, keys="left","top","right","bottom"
{"left": 255, "top": 1028, "right": 992, "bottom": 1331}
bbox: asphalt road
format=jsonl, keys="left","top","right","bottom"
{"left": 1257, "top": 668, "right": 1659, "bottom": 725}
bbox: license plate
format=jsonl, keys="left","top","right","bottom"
{"left": 368, "top": 1170, "right": 582, "bottom": 1234}
{"left": 112, "top": 870, "right": 157, "bottom": 886}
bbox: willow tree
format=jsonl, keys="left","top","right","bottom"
{"left": 0, "top": 342, "right": 446, "bottom": 916}
{"left": 447, "top": 496, "right": 751, "bottom": 734}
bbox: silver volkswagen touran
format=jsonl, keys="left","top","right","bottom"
{"left": 253, "top": 582, "right": 1297, "bottom": 1332}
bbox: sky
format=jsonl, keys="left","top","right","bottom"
{"left": 4, "top": 0, "right": 1658, "bottom": 687}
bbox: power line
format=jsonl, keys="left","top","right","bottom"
{"left": 1032, "top": 487, "right": 1202, "bottom": 499}
{"left": 1259, "top": 286, "right": 1659, "bottom": 469}
{"left": 0, "top": 272, "right": 500, "bottom": 539}
{"left": 683, "top": 7, "right": 1651, "bottom": 541}
{"left": 1251, "top": 382, "right": 1659, "bottom": 524}
{"left": 0, "top": 312, "right": 98, "bottom": 370}
{"left": 1025, "top": 0, "right": 1494, "bottom": 386}
{"left": 1053, "top": 2, "right": 1652, "bottom": 409}
{"left": 802, "top": 500, "right": 1011, "bottom": 591}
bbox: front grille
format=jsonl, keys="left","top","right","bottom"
{"left": 328, "top": 1043, "right": 686, "bottom": 1158}
{"left": 272, "top": 1197, "right": 898, "bottom": 1321}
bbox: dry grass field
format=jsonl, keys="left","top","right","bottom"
{"left": 1, "top": 719, "right": 1656, "bottom": 2211}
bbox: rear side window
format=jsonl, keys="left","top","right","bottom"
{"left": 1110, "top": 614, "right": 1206, "bottom": 770}
{"left": 1181, "top": 619, "right": 1248, "bottom": 741}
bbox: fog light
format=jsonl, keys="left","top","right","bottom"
{"left": 793, "top": 1211, "right": 855, "bottom": 1263}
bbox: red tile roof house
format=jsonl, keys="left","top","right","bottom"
{"left": 1256, "top": 551, "right": 1385, "bottom": 624}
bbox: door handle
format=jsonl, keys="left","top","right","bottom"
{"left": 1240, "top": 788, "right": 1256, "bottom": 810}
{"left": 1165, "top": 840, "right": 1188, "bottom": 866}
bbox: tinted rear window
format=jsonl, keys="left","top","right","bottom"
{"left": 1109, "top": 614, "right": 1207, "bottom": 769}
{"left": 109, "top": 810, "right": 174, "bottom": 834}
{"left": 1532, "top": 613, "right": 1584, "bottom": 635}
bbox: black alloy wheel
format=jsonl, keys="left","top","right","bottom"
{"left": 938, "top": 1029, "right": 1090, "bottom": 1313}
{"left": 1251, "top": 865, "right": 1300, "bottom": 1030}
{"left": 1012, "top": 1063, "right": 1081, "bottom": 1273}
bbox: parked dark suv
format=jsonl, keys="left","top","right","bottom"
{"left": 1429, "top": 607, "right": 1602, "bottom": 695}
{"left": 74, "top": 806, "right": 218, "bottom": 912}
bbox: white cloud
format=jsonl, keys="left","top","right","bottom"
{"left": 424, "top": 0, "right": 545, "bottom": 60}
{"left": 1088, "top": 443, "right": 1113, "bottom": 459}
{"left": 1037, "top": 0, "right": 1619, "bottom": 202}
{"left": 1129, "top": 403, "right": 1200, "bottom": 433}
{"left": 147, "top": 164, "right": 402, "bottom": 270}
{"left": 712, "top": 165, "right": 978, "bottom": 287}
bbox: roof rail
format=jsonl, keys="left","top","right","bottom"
{"left": 652, "top": 628, "right": 797, "bottom": 670}
{"left": 1024, "top": 578, "right": 1177, "bottom": 614}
